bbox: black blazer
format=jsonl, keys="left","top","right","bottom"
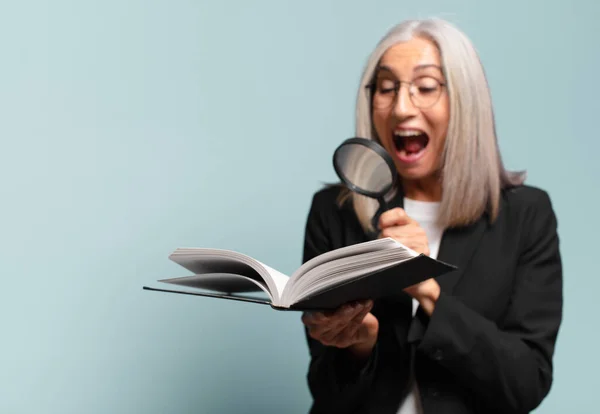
{"left": 302, "top": 184, "right": 563, "bottom": 414}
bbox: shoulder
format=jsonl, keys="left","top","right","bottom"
{"left": 306, "top": 183, "right": 359, "bottom": 225}
{"left": 305, "top": 184, "right": 351, "bottom": 230}
{"left": 501, "top": 184, "right": 557, "bottom": 221}
{"left": 303, "top": 184, "right": 359, "bottom": 261}
{"left": 500, "top": 184, "right": 560, "bottom": 252}
{"left": 304, "top": 183, "right": 366, "bottom": 247}
{"left": 309, "top": 183, "right": 347, "bottom": 211}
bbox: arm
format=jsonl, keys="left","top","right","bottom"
{"left": 413, "top": 191, "right": 563, "bottom": 413}
{"left": 302, "top": 192, "right": 379, "bottom": 413}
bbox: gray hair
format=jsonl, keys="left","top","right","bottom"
{"left": 346, "top": 18, "right": 525, "bottom": 231}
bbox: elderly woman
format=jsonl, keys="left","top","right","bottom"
{"left": 300, "top": 18, "right": 563, "bottom": 414}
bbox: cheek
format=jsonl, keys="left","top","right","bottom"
{"left": 372, "top": 111, "right": 391, "bottom": 144}
{"left": 427, "top": 104, "right": 450, "bottom": 145}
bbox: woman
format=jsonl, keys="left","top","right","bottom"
{"left": 300, "top": 18, "right": 562, "bottom": 414}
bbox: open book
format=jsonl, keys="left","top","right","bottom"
{"left": 143, "top": 238, "right": 456, "bottom": 311}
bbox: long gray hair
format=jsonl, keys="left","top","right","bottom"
{"left": 346, "top": 18, "right": 525, "bottom": 232}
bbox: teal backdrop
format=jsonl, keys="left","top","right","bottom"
{"left": 1, "top": 0, "right": 598, "bottom": 413}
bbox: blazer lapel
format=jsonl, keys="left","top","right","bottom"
{"left": 435, "top": 217, "right": 488, "bottom": 295}
{"left": 382, "top": 183, "right": 488, "bottom": 294}
{"left": 406, "top": 217, "right": 488, "bottom": 345}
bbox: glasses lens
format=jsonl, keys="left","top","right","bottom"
{"left": 410, "top": 77, "right": 442, "bottom": 108}
{"left": 371, "top": 78, "right": 396, "bottom": 109}
{"left": 370, "top": 76, "right": 443, "bottom": 109}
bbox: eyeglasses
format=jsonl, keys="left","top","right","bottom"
{"left": 365, "top": 76, "right": 446, "bottom": 110}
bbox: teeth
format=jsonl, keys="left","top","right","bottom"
{"left": 394, "top": 130, "right": 423, "bottom": 137}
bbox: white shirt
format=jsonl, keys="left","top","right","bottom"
{"left": 397, "top": 197, "right": 443, "bottom": 414}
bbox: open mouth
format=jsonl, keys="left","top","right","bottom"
{"left": 393, "top": 131, "right": 429, "bottom": 163}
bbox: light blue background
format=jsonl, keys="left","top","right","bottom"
{"left": 1, "top": 1, "right": 598, "bottom": 413}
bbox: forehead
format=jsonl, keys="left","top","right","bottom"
{"left": 378, "top": 37, "right": 442, "bottom": 76}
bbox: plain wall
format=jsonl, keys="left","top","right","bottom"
{"left": 1, "top": 0, "right": 598, "bottom": 413}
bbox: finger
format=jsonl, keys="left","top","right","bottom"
{"left": 380, "top": 226, "right": 404, "bottom": 240}
{"left": 339, "top": 312, "right": 371, "bottom": 346}
{"left": 305, "top": 314, "right": 340, "bottom": 339}
{"left": 329, "top": 306, "right": 373, "bottom": 347}
{"left": 302, "top": 306, "right": 344, "bottom": 324}
{"left": 301, "top": 311, "right": 326, "bottom": 326}
{"left": 345, "top": 302, "right": 373, "bottom": 336}
{"left": 303, "top": 316, "right": 340, "bottom": 343}
{"left": 304, "top": 304, "right": 356, "bottom": 337}
{"left": 326, "top": 302, "right": 363, "bottom": 330}
{"left": 319, "top": 316, "right": 354, "bottom": 344}
{"left": 323, "top": 301, "right": 372, "bottom": 346}
{"left": 315, "top": 302, "right": 366, "bottom": 342}
{"left": 380, "top": 224, "right": 416, "bottom": 240}
{"left": 321, "top": 301, "right": 355, "bottom": 318}
{"left": 380, "top": 224, "right": 426, "bottom": 243}
{"left": 308, "top": 323, "right": 337, "bottom": 341}
{"left": 378, "top": 208, "right": 413, "bottom": 229}
{"left": 304, "top": 320, "right": 339, "bottom": 340}
{"left": 319, "top": 328, "right": 342, "bottom": 345}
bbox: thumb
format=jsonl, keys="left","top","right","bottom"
{"left": 378, "top": 207, "right": 413, "bottom": 229}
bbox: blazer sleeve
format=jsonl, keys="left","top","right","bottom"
{"left": 302, "top": 192, "right": 379, "bottom": 413}
{"left": 412, "top": 190, "right": 563, "bottom": 413}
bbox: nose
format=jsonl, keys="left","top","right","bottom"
{"left": 393, "top": 83, "right": 418, "bottom": 119}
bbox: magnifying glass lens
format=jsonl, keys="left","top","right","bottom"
{"left": 333, "top": 138, "right": 396, "bottom": 199}
{"left": 333, "top": 138, "right": 398, "bottom": 231}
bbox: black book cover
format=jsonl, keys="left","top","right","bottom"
{"left": 143, "top": 254, "right": 456, "bottom": 312}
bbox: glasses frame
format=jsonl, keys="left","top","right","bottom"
{"left": 365, "top": 76, "right": 447, "bottom": 110}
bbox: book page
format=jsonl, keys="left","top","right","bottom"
{"left": 169, "top": 249, "right": 279, "bottom": 300}
{"left": 291, "top": 238, "right": 402, "bottom": 281}
{"left": 281, "top": 240, "right": 418, "bottom": 306}
{"left": 290, "top": 259, "right": 400, "bottom": 305}
{"left": 159, "top": 273, "right": 271, "bottom": 297}
{"left": 255, "top": 261, "right": 289, "bottom": 302}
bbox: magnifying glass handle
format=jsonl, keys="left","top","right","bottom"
{"left": 371, "top": 196, "right": 388, "bottom": 235}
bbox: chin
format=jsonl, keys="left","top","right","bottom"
{"left": 396, "top": 165, "right": 436, "bottom": 181}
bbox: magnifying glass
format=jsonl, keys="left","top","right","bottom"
{"left": 333, "top": 137, "right": 398, "bottom": 230}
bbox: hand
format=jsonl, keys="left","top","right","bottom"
{"left": 377, "top": 208, "right": 430, "bottom": 256}
{"left": 378, "top": 208, "right": 440, "bottom": 314}
{"left": 301, "top": 300, "right": 378, "bottom": 359}
{"left": 404, "top": 279, "right": 440, "bottom": 315}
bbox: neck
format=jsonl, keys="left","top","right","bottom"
{"left": 401, "top": 177, "right": 442, "bottom": 202}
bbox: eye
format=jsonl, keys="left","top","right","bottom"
{"left": 376, "top": 79, "right": 397, "bottom": 94}
{"left": 413, "top": 77, "right": 441, "bottom": 94}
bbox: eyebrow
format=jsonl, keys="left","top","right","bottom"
{"left": 377, "top": 64, "right": 443, "bottom": 74}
